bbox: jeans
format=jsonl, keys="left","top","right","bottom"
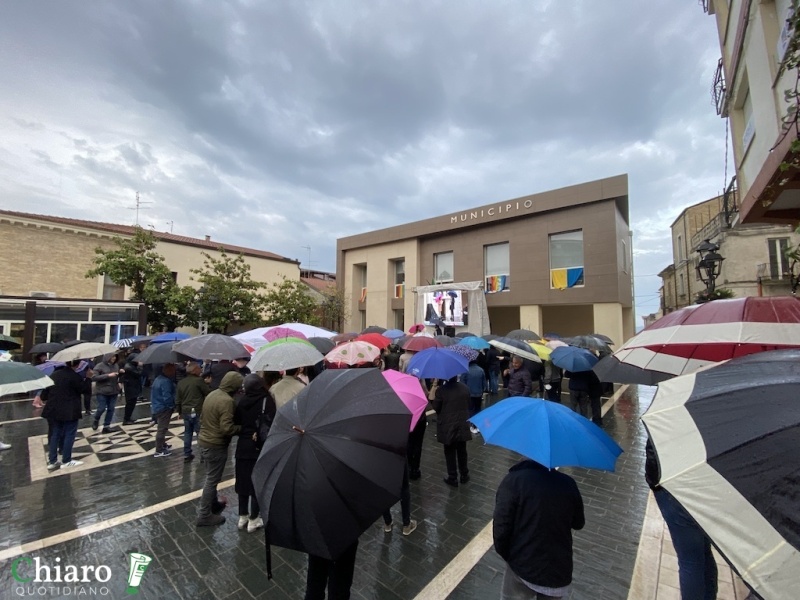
{"left": 468, "top": 396, "right": 483, "bottom": 417}
{"left": 94, "top": 394, "right": 118, "bottom": 427}
{"left": 488, "top": 370, "right": 499, "bottom": 394}
{"left": 546, "top": 380, "right": 562, "bottom": 402}
{"left": 183, "top": 414, "right": 200, "bottom": 456}
{"left": 154, "top": 410, "right": 172, "bottom": 453}
{"left": 654, "top": 488, "right": 718, "bottom": 600}
{"left": 198, "top": 446, "right": 228, "bottom": 519}
{"left": 305, "top": 540, "right": 359, "bottom": 600}
{"left": 383, "top": 464, "right": 411, "bottom": 526}
{"left": 49, "top": 420, "right": 79, "bottom": 464}
{"left": 501, "top": 566, "right": 561, "bottom": 599}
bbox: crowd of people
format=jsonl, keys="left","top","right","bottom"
{"left": 24, "top": 331, "right": 603, "bottom": 600}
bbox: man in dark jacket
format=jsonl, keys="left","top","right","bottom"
{"left": 196, "top": 371, "right": 243, "bottom": 527}
{"left": 176, "top": 362, "right": 211, "bottom": 462}
{"left": 504, "top": 356, "right": 532, "bottom": 397}
{"left": 566, "top": 369, "right": 604, "bottom": 425}
{"left": 493, "top": 459, "right": 585, "bottom": 597}
{"left": 151, "top": 363, "right": 176, "bottom": 457}
{"left": 42, "top": 362, "right": 86, "bottom": 470}
{"left": 432, "top": 377, "right": 472, "bottom": 486}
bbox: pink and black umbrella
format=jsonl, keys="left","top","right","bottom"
{"left": 382, "top": 370, "right": 428, "bottom": 430}
{"left": 607, "top": 296, "right": 800, "bottom": 381}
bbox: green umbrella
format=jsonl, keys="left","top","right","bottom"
{"left": 0, "top": 362, "right": 54, "bottom": 397}
{"left": 0, "top": 334, "right": 21, "bottom": 351}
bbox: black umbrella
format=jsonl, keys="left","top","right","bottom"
{"left": 435, "top": 335, "right": 457, "bottom": 347}
{"left": 306, "top": 336, "right": 335, "bottom": 355}
{"left": 172, "top": 334, "right": 249, "bottom": 361}
{"left": 454, "top": 332, "right": 476, "bottom": 338}
{"left": 0, "top": 334, "right": 21, "bottom": 351}
{"left": 481, "top": 333, "right": 500, "bottom": 342}
{"left": 29, "top": 342, "right": 66, "bottom": 355}
{"left": 505, "top": 328, "right": 541, "bottom": 341}
{"left": 642, "top": 349, "right": 800, "bottom": 600}
{"left": 135, "top": 341, "right": 182, "bottom": 365}
{"left": 253, "top": 368, "right": 411, "bottom": 565}
{"left": 565, "top": 335, "right": 611, "bottom": 353}
{"left": 591, "top": 333, "right": 614, "bottom": 345}
{"left": 361, "top": 325, "right": 387, "bottom": 334}
{"left": 63, "top": 339, "right": 88, "bottom": 348}
{"left": 592, "top": 354, "right": 671, "bottom": 386}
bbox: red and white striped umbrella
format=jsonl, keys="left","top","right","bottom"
{"left": 611, "top": 296, "right": 800, "bottom": 378}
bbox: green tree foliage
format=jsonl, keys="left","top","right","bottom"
{"left": 186, "top": 250, "right": 267, "bottom": 334}
{"left": 262, "top": 276, "right": 319, "bottom": 326}
{"left": 86, "top": 227, "right": 184, "bottom": 331}
{"left": 318, "top": 283, "right": 347, "bottom": 332}
{"left": 778, "top": 1, "right": 800, "bottom": 177}
{"left": 695, "top": 287, "right": 735, "bottom": 304}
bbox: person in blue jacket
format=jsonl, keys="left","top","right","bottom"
{"left": 151, "top": 363, "right": 176, "bottom": 457}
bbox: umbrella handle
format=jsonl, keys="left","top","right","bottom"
{"left": 292, "top": 425, "right": 306, "bottom": 435}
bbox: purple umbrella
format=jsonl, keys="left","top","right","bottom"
{"left": 446, "top": 344, "right": 479, "bottom": 362}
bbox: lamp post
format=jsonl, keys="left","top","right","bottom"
{"left": 198, "top": 286, "right": 209, "bottom": 335}
{"left": 695, "top": 239, "right": 725, "bottom": 295}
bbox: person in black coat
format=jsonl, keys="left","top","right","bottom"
{"left": 122, "top": 349, "right": 143, "bottom": 424}
{"left": 41, "top": 362, "right": 86, "bottom": 470}
{"left": 493, "top": 459, "right": 585, "bottom": 597}
{"left": 234, "top": 373, "right": 277, "bottom": 533}
{"left": 432, "top": 377, "right": 472, "bottom": 486}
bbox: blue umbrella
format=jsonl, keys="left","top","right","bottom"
{"left": 383, "top": 329, "right": 404, "bottom": 340}
{"left": 469, "top": 396, "right": 623, "bottom": 471}
{"left": 458, "top": 336, "right": 490, "bottom": 350}
{"left": 550, "top": 345, "right": 598, "bottom": 372}
{"left": 150, "top": 332, "right": 191, "bottom": 343}
{"left": 406, "top": 347, "right": 469, "bottom": 380}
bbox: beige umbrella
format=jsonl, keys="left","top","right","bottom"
{"left": 52, "top": 342, "right": 119, "bottom": 362}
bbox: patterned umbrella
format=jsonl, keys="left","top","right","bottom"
{"left": 325, "top": 341, "right": 381, "bottom": 366}
{"left": 446, "top": 344, "right": 479, "bottom": 362}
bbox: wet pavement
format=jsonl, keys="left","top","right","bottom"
{"left": 0, "top": 386, "right": 655, "bottom": 599}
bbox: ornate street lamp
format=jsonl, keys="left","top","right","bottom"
{"left": 695, "top": 239, "right": 724, "bottom": 294}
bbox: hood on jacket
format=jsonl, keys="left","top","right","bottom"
{"left": 219, "top": 371, "right": 244, "bottom": 395}
{"left": 243, "top": 373, "right": 265, "bottom": 396}
{"left": 102, "top": 353, "right": 118, "bottom": 364}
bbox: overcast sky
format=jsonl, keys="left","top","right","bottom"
{"left": 0, "top": 1, "right": 727, "bottom": 323}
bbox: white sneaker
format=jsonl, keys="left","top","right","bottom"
{"left": 62, "top": 460, "right": 84, "bottom": 467}
{"left": 47, "top": 461, "right": 61, "bottom": 472}
{"left": 0, "top": 442, "right": 11, "bottom": 451}
{"left": 247, "top": 517, "right": 264, "bottom": 533}
{"left": 237, "top": 516, "right": 249, "bottom": 530}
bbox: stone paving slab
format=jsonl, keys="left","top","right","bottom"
{"left": 0, "top": 387, "right": 654, "bottom": 599}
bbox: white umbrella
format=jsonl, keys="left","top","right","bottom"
{"left": 232, "top": 327, "right": 274, "bottom": 352}
{"left": 249, "top": 338, "right": 324, "bottom": 372}
{"left": 0, "top": 362, "right": 54, "bottom": 397}
{"left": 52, "top": 342, "right": 119, "bottom": 362}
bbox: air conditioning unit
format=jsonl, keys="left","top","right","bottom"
{"left": 30, "top": 291, "right": 57, "bottom": 298}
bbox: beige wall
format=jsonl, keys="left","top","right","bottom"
{"left": 593, "top": 303, "right": 625, "bottom": 347}
{"left": 518, "top": 305, "right": 543, "bottom": 335}
{"left": 341, "top": 239, "right": 419, "bottom": 332}
{"left": 0, "top": 220, "right": 117, "bottom": 298}
{"left": 156, "top": 242, "right": 299, "bottom": 290}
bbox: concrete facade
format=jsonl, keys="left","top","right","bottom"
{"left": 659, "top": 193, "right": 800, "bottom": 312}
{"left": 337, "top": 175, "right": 635, "bottom": 342}
{"left": 705, "top": 0, "right": 800, "bottom": 223}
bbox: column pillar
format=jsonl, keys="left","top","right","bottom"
{"left": 519, "top": 305, "right": 543, "bottom": 335}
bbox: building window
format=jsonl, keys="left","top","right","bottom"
{"left": 677, "top": 234, "right": 683, "bottom": 262}
{"left": 102, "top": 275, "right": 125, "bottom": 301}
{"left": 768, "top": 238, "right": 790, "bottom": 279}
{"left": 484, "top": 242, "right": 510, "bottom": 292}
{"left": 358, "top": 310, "right": 366, "bottom": 331}
{"left": 434, "top": 252, "right": 454, "bottom": 284}
{"left": 679, "top": 273, "right": 685, "bottom": 296}
{"left": 394, "top": 309, "right": 404, "bottom": 330}
{"left": 394, "top": 260, "right": 405, "bottom": 299}
{"left": 742, "top": 90, "right": 755, "bottom": 151}
{"left": 549, "top": 230, "right": 584, "bottom": 289}
{"left": 355, "top": 264, "right": 367, "bottom": 303}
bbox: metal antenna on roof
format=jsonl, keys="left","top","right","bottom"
{"left": 166, "top": 220, "right": 174, "bottom": 233}
{"left": 301, "top": 245, "right": 315, "bottom": 277}
{"left": 126, "top": 191, "right": 153, "bottom": 226}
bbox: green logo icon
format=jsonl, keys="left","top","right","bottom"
{"left": 126, "top": 552, "right": 152, "bottom": 595}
